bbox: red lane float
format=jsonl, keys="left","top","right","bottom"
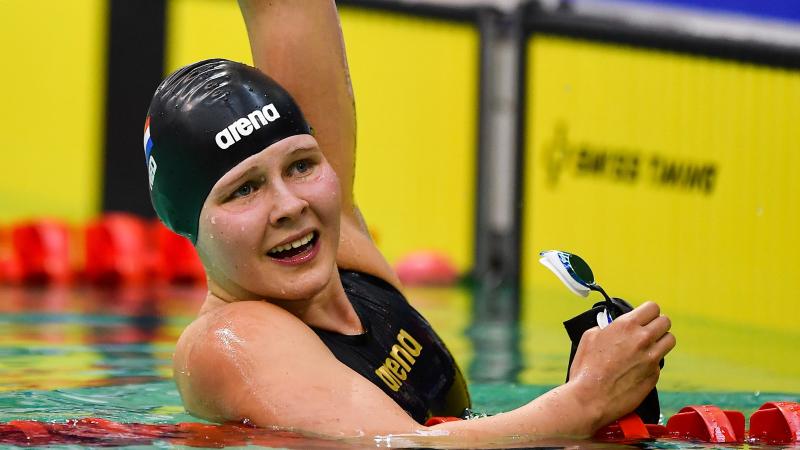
{"left": 749, "top": 401, "right": 800, "bottom": 444}
{"left": 11, "top": 220, "right": 73, "bottom": 284}
{"left": 596, "top": 402, "right": 800, "bottom": 444}
{"left": 594, "top": 413, "right": 667, "bottom": 442}
{"left": 666, "top": 405, "right": 744, "bottom": 443}
{"left": 0, "top": 215, "right": 210, "bottom": 286}
{"left": 151, "top": 221, "right": 204, "bottom": 284}
{"left": 0, "top": 256, "right": 22, "bottom": 284}
{"left": 424, "top": 416, "right": 462, "bottom": 426}
{"left": 395, "top": 251, "right": 459, "bottom": 286}
{"left": 7, "top": 420, "right": 51, "bottom": 442}
{"left": 0, "top": 418, "right": 346, "bottom": 448}
{"left": 0, "top": 226, "right": 22, "bottom": 284}
{"left": 84, "top": 214, "right": 151, "bottom": 285}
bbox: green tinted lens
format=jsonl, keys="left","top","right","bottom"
{"left": 569, "top": 254, "right": 594, "bottom": 285}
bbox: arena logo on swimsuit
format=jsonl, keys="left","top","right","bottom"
{"left": 374, "top": 329, "right": 423, "bottom": 392}
{"left": 214, "top": 104, "right": 281, "bottom": 150}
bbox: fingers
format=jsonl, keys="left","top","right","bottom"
{"left": 643, "top": 315, "right": 671, "bottom": 343}
{"left": 627, "top": 302, "right": 674, "bottom": 356}
{"left": 607, "top": 301, "right": 674, "bottom": 361}
{"left": 651, "top": 331, "right": 677, "bottom": 359}
{"left": 627, "top": 301, "right": 660, "bottom": 326}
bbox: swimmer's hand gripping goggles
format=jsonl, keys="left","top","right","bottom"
{"left": 539, "top": 250, "right": 663, "bottom": 424}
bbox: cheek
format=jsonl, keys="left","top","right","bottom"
{"left": 306, "top": 167, "right": 341, "bottom": 219}
{"left": 198, "top": 209, "right": 266, "bottom": 265}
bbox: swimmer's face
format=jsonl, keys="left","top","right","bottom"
{"left": 195, "top": 134, "right": 341, "bottom": 302}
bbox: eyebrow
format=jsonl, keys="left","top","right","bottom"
{"left": 286, "top": 143, "right": 317, "bottom": 156}
{"left": 212, "top": 143, "right": 319, "bottom": 197}
{"left": 213, "top": 166, "right": 261, "bottom": 199}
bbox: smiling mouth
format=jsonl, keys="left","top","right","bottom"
{"left": 267, "top": 231, "right": 318, "bottom": 260}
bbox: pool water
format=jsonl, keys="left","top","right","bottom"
{"left": 1, "top": 284, "right": 798, "bottom": 448}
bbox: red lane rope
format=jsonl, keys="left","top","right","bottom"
{"left": 0, "top": 419, "right": 318, "bottom": 447}
{"left": 3, "top": 403, "right": 799, "bottom": 447}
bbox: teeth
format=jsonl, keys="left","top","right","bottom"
{"left": 268, "top": 232, "right": 314, "bottom": 254}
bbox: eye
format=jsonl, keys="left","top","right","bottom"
{"left": 228, "top": 179, "right": 260, "bottom": 200}
{"left": 288, "top": 159, "right": 315, "bottom": 176}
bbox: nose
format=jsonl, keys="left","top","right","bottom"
{"left": 268, "top": 182, "right": 308, "bottom": 226}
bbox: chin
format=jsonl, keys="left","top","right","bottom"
{"left": 262, "top": 263, "right": 336, "bottom": 301}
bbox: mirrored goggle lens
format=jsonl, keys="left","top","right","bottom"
{"left": 568, "top": 253, "right": 594, "bottom": 285}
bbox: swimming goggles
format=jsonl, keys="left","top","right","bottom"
{"left": 539, "top": 250, "right": 617, "bottom": 327}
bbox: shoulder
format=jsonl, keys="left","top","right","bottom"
{"left": 173, "top": 300, "right": 328, "bottom": 421}
{"left": 172, "top": 298, "right": 422, "bottom": 434}
{"left": 177, "top": 300, "right": 312, "bottom": 356}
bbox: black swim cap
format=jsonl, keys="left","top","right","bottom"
{"left": 143, "top": 58, "right": 311, "bottom": 243}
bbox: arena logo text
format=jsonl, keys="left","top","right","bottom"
{"left": 215, "top": 104, "right": 281, "bottom": 150}
{"left": 375, "top": 329, "right": 423, "bottom": 392}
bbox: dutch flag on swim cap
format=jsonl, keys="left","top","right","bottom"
{"left": 143, "top": 116, "right": 154, "bottom": 162}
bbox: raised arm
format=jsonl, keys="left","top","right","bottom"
{"left": 238, "top": 0, "right": 356, "bottom": 213}
{"left": 237, "top": 1, "right": 401, "bottom": 287}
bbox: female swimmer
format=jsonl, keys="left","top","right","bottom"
{"left": 143, "top": 0, "right": 676, "bottom": 439}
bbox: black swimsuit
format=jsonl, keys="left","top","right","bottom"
{"left": 311, "top": 270, "right": 471, "bottom": 424}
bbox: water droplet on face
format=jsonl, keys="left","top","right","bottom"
{"left": 211, "top": 216, "right": 217, "bottom": 224}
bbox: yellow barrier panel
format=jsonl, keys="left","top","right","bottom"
{"left": 166, "top": 0, "right": 253, "bottom": 70}
{"left": 521, "top": 35, "right": 800, "bottom": 391}
{"left": 165, "top": 2, "right": 479, "bottom": 272}
{"left": 0, "top": 0, "right": 106, "bottom": 222}
{"left": 343, "top": 8, "right": 478, "bottom": 272}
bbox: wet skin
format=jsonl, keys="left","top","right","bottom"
{"left": 193, "top": 134, "right": 363, "bottom": 335}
